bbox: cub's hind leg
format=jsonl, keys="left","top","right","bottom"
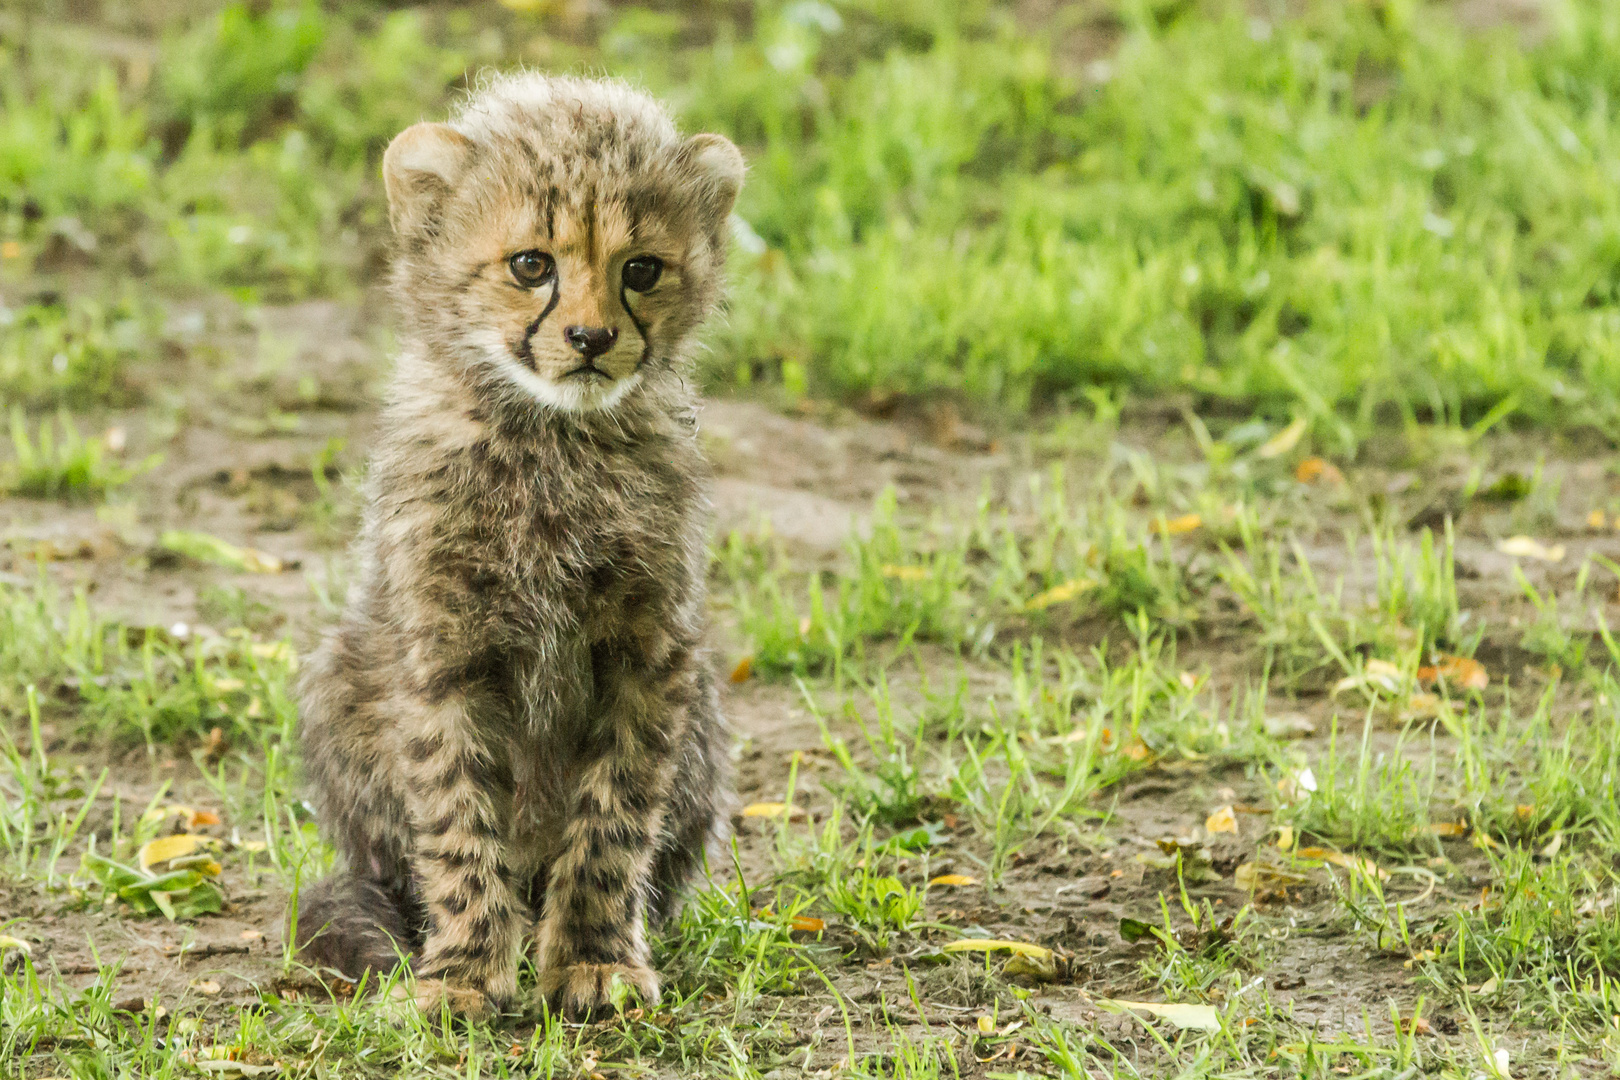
{"left": 647, "top": 664, "right": 730, "bottom": 926}
{"left": 294, "top": 646, "right": 422, "bottom": 985}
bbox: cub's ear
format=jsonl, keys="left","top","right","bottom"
{"left": 678, "top": 133, "right": 745, "bottom": 227}
{"left": 382, "top": 123, "right": 475, "bottom": 235}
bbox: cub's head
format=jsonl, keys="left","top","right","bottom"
{"left": 383, "top": 75, "right": 744, "bottom": 414}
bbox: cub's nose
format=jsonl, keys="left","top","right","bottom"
{"left": 564, "top": 325, "right": 618, "bottom": 360}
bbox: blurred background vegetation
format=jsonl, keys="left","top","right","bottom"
{"left": 5, "top": 0, "right": 1620, "bottom": 443}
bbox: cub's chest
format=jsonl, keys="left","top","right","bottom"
{"left": 452, "top": 436, "right": 696, "bottom": 596}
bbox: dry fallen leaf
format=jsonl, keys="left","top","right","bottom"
{"left": 881, "top": 564, "right": 930, "bottom": 581}
{"left": 1295, "top": 456, "right": 1345, "bottom": 484}
{"left": 191, "top": 979, "right": 222, "bottom": 995}
{"left": 1416, "top": 654, "right": 1489, "bottom": 691}
{"left": 1263, "top": 713, "right": 1315, "bottom": 739}
{"left": 1496, "top": 535, "right": 1565, "bottom": 562}
{"left": 1276, "top": 767, "right": 1317, "bottom": 803}
{"left": 1152, "top": 513, "right": 1202, "bottom": 536}
{"left": 1335, "top": 658, "right": 1405, "bottom": 696}
{"left": 1257, "top": 417, "right": 1308, "bottom": 459}
{"left": 1234, "top": 860, "right": 1308, "bottom": 892}
{"left": 1096, "top": 999, "right": 1221, "bottom": 1033}
{"left": 138, "top": 834, "right": 204, "bottom": 872}
{"left": 1119, "top": 737, "right": 1154, "bottom": 763}
{"left": 1401, "top": 1015, "right": 1433, "bottom": 1036}
{"left": 1204, "top": 806, "right": 1238, "bottom": 835}
{"left": 1403, "top": 691, "right": 1441, "bottom": 720}
{"left": 789, "top": 915, "right": 825, "bottom": 933}
{"left": 929, "top": 874, "right": 979, "bottom": 887}
{"left": 728, "top": 656, "right": 753, "bottom": 683}
{"left": 942, "top": 939, "right": 1052, "bottom": 961}
{"left": 239, "top": 930, "right": 263, "bottom": 941}
{"left": 740, "top": 802, "right": 786, "bottom": 819}
{"left": 1295, "top": 846, "right": 1390, "bottom": 881}
{"left": 1025, "top": 578, "right": 1096, "bottom": 611}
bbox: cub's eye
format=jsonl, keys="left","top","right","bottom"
{"left": 508, "top": 250, "right": 555, "bottom": 288}
{"left": 621, "top": 256, "right": 663, "bottom": 293}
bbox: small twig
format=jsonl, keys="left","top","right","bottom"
{"left": 168, "top": 943, "right": 250, "bottom": 962}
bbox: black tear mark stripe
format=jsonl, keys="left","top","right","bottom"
{"left": 514, "top": 281, "right": 561, "bottom": 371}
{"left": 622, "top": 288, "right": 651, "bottom": 369}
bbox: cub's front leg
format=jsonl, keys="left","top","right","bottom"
{"left": 535, "top": 641, "right": 693, "bottom": 1017}
{"left": 399, "top": 686, "right": 525, "bottom": 1020}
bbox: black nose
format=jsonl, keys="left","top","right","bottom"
{"left": 564, "top": 325, "right": 618, "bottom": 360}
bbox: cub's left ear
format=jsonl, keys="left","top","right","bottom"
{"left": 678, "top": 133, "right": 745, "bottom": 226}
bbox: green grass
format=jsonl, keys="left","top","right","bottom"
{"left": 8, "top": 1, "right": 1620, "bottom": 432}
{"left": 3, "top": 407, "right": 151, "bottom": 500}
{"left": 12, "top": 0, "right": 1620, "bottom": 1076}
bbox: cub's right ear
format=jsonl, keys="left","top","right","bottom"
{"left": 382, "top": 123, "right": 475, "bottom": 235}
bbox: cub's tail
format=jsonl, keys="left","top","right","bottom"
{"left": 291, "top": 875, "right": 416, "bottom": 983}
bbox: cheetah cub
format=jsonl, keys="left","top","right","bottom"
{"left": 292, "top": 74, "right": 741, "bottom": 1020}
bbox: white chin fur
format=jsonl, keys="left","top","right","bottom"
{"left": 469, "top": 331, "right": 641, "bottom": 413}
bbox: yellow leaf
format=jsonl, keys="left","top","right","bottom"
{"left": 942, "top": 939, "right": 1052, "bottom": 961}
{"left": 1152, "top": 513, "right": 1202, "bottom": 536}
{"left": 929, "top": 874, "right": 979, "bottom": 887}
{"left": 1234, "top": 860, "right": 1307, "bottom": 891}
{"left": 1295, "top": 457, "right": 1344, "bottom": 484}
{"left": 1096, "top": 999, "right": 1221, "bottom": 1032}
{"left": 1417, "top": 654, "right": 1489, "bottom": 691}
{"left": 728, "top": 656, "right": 753, "bottom": 683}
{"left": 1429, "top": 822, "right": 1469, "bottom": 837}
{"left": 790, "top": 915, "right": 825, "bottom": 932}
{"left": 1025, "top": 578, "right": 1096, "bottom": 611}
{"left": 1256, "top": 417, "right": 1308, "bottom": 459}
{"left": 0, "top": 935, "right": 31, "bottom": 952}
{"left": 1496, "top": 535, "right": 1565, "bottom": 562}
{"left": 138, "top": 834, "right": 202, "bottom": 871}
{"left": 1120, "top": 737, "right": 1154, "bottom": 762}
{"left": 1295, "top": 846, "right": 1389, "bottom": 881}
{"left": 1404, "top": 691, "right": 1441, "bottom": 720}
{"left": 1204, "top": 806, "right": 1238, "bottom": 835}
{"left": 1589, "top": 510, "right": 1608, "bottom": 530}
{"left": 741, "top": 802, "right": 786, "bottom": 818}
{"left": 191, "top": 979, "right": 222, "bottom": 995}
{"left": 977, "top": 1015, "right": 995, "bottom": 1035}
{"left": 1477, "top": 974, "right": 1499, "bottom": 996}
{"left": 881, "top": 564, "right": 930, "bottom": 582}
{"left": 1275, "top": 825, "right": 1294, "bottom": 851}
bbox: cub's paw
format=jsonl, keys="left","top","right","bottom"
{"left": 538, "top": 962, "right": 660, "bottom": 1020}
{"left": 414, "top": 976, "right": 498, "bottom": 1021}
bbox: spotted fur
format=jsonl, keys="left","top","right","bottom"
{"left": 291, "top": 73, "right": 740, "bottom": 1020}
